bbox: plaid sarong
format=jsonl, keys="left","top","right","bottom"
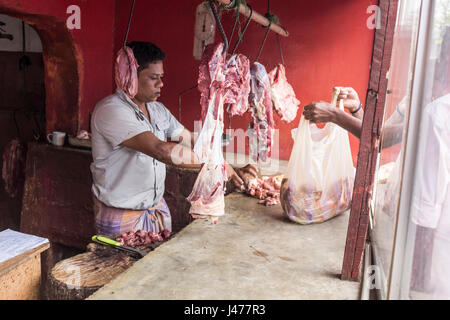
{"left": 93, "top": 196, "right": 172, "bottom": 235}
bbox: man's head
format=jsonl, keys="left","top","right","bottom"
{"left": 127, "top": 41, "right": 165, "bottom": 103}
{"left": 433, "top": 26, "right": 450, "bottom": 98}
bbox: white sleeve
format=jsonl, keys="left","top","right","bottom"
{"left": 161, "top": 104, "right": 185, "bottom": 139}
{"left": 93, "top": 104, "right": 149, "bottom": 147}
{"left": 411, "top": 108, "right": 448, "bottom": 229}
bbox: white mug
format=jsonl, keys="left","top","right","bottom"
{"left": 47, "top": 131, "right": 66, "bottom": 147}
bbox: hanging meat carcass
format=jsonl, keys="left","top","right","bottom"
{"left": 268, "top": 64, "right": 300, "bottom": 123}
{"left": 223, "top": 54, "right": 251, "bottom": 117}
{"left": 198, "top": 42, "right": 226, "bottom": 122}
{"left": 188, "top": 43, "right": 227, "bottom": 223}
{"left": 248, "top": 62, "right": 275, "bottom": 162}
{"left": 114, "top": 46, "right": 139, "bottom": 99}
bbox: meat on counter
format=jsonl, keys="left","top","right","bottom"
{"left": 239, "top": 173, "right": 284, "bottom": 206}
{"left": 116, "top": 229, "right": 171, "bottom": 248}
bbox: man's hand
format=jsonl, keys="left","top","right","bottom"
{"left": 225, "top": 163, "right": 258, "bottom": 188}
{"left": 336, "top": 87, "right": 361, "bottom": 113}
{"left": 303, "top": 101, "right": 337, "bottom": 123}
{"left": 237, "top": 164, "right": 258, "bottom": 185}
{"left": 225, "top": 162, "right": 244, "bottom": 188}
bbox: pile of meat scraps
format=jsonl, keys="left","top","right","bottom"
{"left": 115, "top": 46, "right": 139, "bottom": 99}
{"left": 76, "top": 130, "right": 91, "bottom": 140}
{"left": 238, "top": 174, "right": 283, "bottom": 206}
{"left": 116, "top": 229, "right": 171, "bottom": 248}
{"left": 268, "top": 64, "right": 300, "bottom": 123}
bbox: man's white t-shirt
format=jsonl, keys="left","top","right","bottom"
{"left": 90, "top": 88, "right": 184, "bottom": 210}
{"left": 410, "top": 94, "right": 450, "bottom": 298}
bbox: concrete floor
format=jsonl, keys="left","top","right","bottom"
{"left": 89, "top": 192, "right": 361, "bottom": 300}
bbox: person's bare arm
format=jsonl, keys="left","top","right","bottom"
{"left": 381, "top": 123, "right": 404, "bottom": 149}
{"left": 332, "top": 107, "right": 363, "bottom": 138}
{"left": 303, "top": 101, "right": 362, "bottom": 138}
{"left": 121, "top": 131, "right": 201, "bottom": 169}
{"left": 123, "top": 131, "right": 258, "bottom": 188}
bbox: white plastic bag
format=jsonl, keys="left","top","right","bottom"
{"left": 187, "top": 90, "right": 226, "bottom": 222}
{"left": 280, "top": 98, "right": 355, "bottom": 224}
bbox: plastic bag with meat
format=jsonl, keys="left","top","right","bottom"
{"left": 114, "top": 46, "right": 139, "bottom": 99}
{"left": 248, "top": 62, "right": 275, "bottom": 162}
{"left": 188, "top": 99, "right": 226, "bottom": 223}
{"left": 268, "top": 64, "right": 300, "bottom": 123}
{"left": 280, "top": 88, "right": 355, "bottom": 224}
{"left": 188, "top": 43, "right": 227, "bottom": 223}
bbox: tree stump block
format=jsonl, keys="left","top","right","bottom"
{"left": 47, "top": 235, "right": 168, "bottom": 300}
{"left": 47, "top": 243, "right": 137, "bottom": 300}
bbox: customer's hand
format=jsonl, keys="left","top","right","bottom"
{"left": 303, "top": 101, "right": 337, "bottom": 123}
{"left": 335, "top": 87, "right": 361, "bottom": 112}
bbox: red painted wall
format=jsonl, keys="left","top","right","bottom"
{"left": 114, "top": 0, "right": 377, "bottom": 164}
{"left": 0, "top": 0, "right": 115, "bottom": 133}
{"left": 1, "top": 0, "right": 376, "bottom": 163}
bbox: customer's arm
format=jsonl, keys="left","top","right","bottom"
{"left": 303, "top": 87, "right": 364, "bottom": 138}
{"left": 303, "top": 101, "right": 362, "bottom": 138}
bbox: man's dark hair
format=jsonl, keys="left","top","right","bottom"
{"left": 127, "top": 41, "right": 165, "bottom": 72}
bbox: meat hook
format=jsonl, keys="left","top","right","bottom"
{"left": 208, "top": 0, "right": 228, "bottom": 54}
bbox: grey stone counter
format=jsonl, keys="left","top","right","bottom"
{"left": 88, "top": 192, "right": 360, "bottom": 300}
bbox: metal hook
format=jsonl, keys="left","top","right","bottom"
{"left": 178, "top": 84, "right": 198, "bottom": 121}
{"left": 230, "top": 4, "right": 253, "bottom": 55}
{"left": 276, "top": 33, "right": 285, "bottom": 66}
{"left": 255, "top": 20, "right": 272, "bottom": 62}
{"left": 208, "top": 0, "right": 228, "bottom": 54}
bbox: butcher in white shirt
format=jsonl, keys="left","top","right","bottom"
{"left": 90, "top": 41, "right": 257, "bottom": 235}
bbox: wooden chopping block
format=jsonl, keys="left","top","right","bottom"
{"left": 47, "top": 243, "right": 137, "bottom": 300}
{"left": 47, "top": 235, "right": 167, "bottom": 300}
